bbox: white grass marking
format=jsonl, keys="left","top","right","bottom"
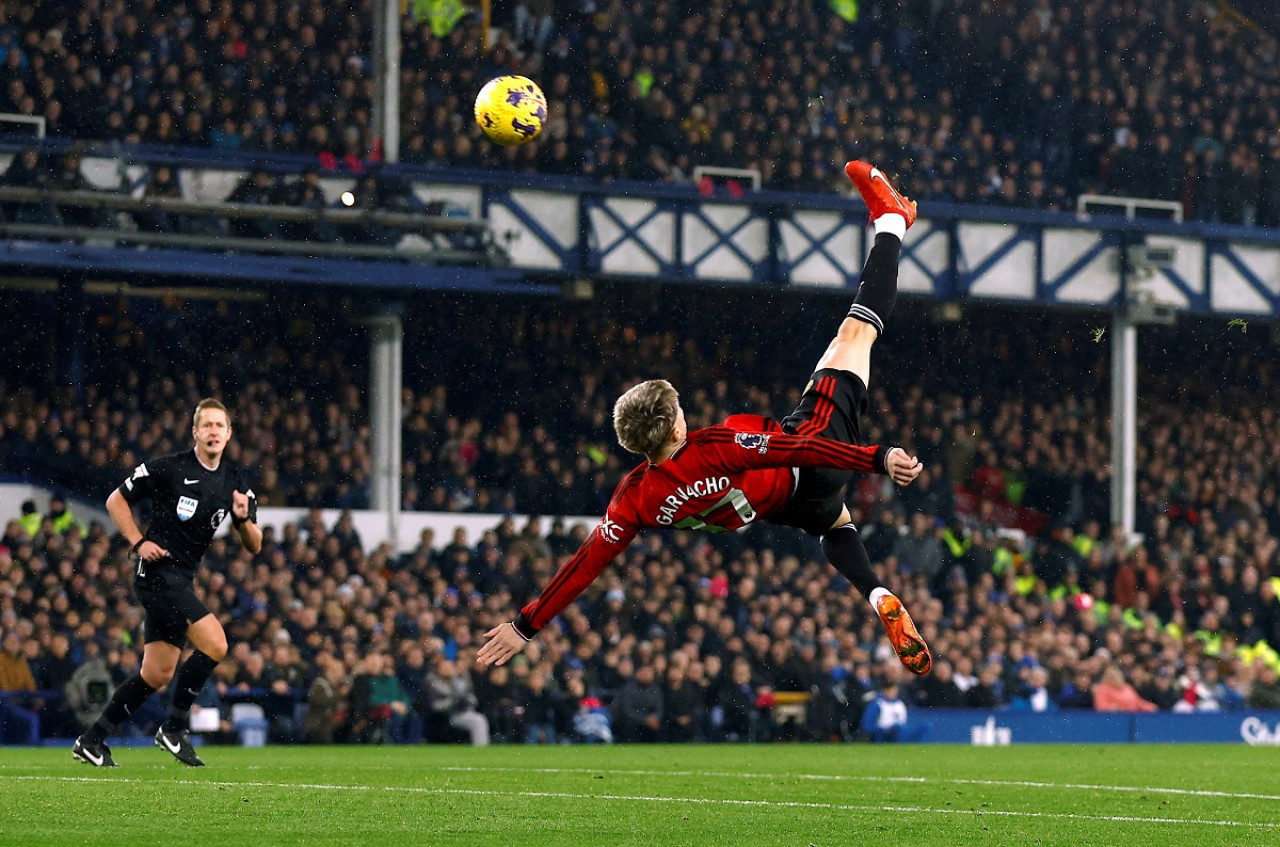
{"left": 1, "top": 774, "right": 1275, "bottom": 830}
{"left": 439, "top": 765, "right": 1280, "bottom": 803}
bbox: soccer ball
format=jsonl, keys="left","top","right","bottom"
{"left": 474, "top": 75, "right": 547, "bottom": 146}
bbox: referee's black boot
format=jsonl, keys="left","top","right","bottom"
{"left": 72, "top": 735, "right": 119, "bottom": 768}
{"left": 155, "top": 725, "right": 206, "bottom": 767}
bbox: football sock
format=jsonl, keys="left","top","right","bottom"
{"left": 873, "top": 212, "right": 907, "bottom": 240}
{"left": 164, "top": 651, "right": 220, "bottom": 731}
{"left": 86, "top": 674, "right": 157, "bottom": 741}
{"left": 847, "top": 232, "right": 901, "bottom": 336}
{"left": 820, "top": 523, "right": 884, "bottom": 599}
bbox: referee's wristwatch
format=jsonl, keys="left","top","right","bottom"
{"left": 232, "top": 513, "right": 250, "bottom": 527}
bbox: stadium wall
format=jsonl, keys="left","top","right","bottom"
{"left": 915, "top": 710, "right": 1280, "bottom": 745}
{"left": 249, "top": 506, "right": 596, "bottom": 554}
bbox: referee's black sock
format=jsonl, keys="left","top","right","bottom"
{"left": 821, "top": 522, "right": 883, "bottom": 599}
{"left": 164, "top": 651, "right": 221, "bottom": 732}
{"left": 85, "top": 674, "right": 157, "bottom": 742}
{"left": 847, "top": 233, "right": 901, "bottom": 336}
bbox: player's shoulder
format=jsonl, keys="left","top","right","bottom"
{"left": 612, "top": 461, "right": 649, "bottom": 497}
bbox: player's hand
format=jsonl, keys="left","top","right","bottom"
{"left": 476, "top": 622, "right": 529, "bottom": 668}
{"left": 139, "top": 540, "right": 169, "bottom": 561}
{"left": 886, "top": 447, "right": 923, "bottom": 486}
{"left": 232, "top": 490, "right": 251, "bottom": 521}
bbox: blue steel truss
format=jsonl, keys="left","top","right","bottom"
{"left": 1, "top": 138, "right": 1278, "bottom": 317}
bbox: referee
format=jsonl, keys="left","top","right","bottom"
{"left": 73, "top": 398, "right": 262, "bottom": 767}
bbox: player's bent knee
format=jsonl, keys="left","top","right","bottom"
{"left": 206, "top": 638, "right": 228, "bottom": 662}
{"left": 196, "top": 632, "right": 228, "bottom": 661}
{"left": 142, "top": 665, "right": 176, "bottom": 688}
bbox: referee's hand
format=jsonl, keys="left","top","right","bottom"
{"left": 138, "top": 540, "right": 169, "bottom": 561}
{"left": 476, "top": 623, "right": 528, "bottom": 668}
{"left": 232, "top": 490, "right": 252, "bottom": 521}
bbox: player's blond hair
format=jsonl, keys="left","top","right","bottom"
{"left": 193, "top": 397, "right": 231, "bottom": 427}
{"left": 613, "top": 379, "right": 679, "bottom": 457}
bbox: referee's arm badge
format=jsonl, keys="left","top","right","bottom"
{"left": 123, "top": 462, "right": 149, "bottom": 491}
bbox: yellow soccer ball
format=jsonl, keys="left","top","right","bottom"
{"left": 474, "top": 75, "right": 547, "bottom": 146}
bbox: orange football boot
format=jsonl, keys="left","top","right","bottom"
{"left": 845, "top": 161, "right": 918, "bottom": 229}
{"left": 875, "top": 593, "right": 933, "bottom": 675}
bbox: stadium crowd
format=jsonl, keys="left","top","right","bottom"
{"left": 2, "top": 1, "right": 1280, "bottom": 223}
{"left": 2, "top": 290, "right": 1279, "bottom": 744}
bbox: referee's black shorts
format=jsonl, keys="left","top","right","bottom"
{"left": 768, "top": 367, "right": 869, "bottom": 536}
{"left": 133, "top": 562, "right": 210, "bottom": 646}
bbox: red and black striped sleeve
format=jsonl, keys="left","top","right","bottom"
{"left": 513, "top": 470, "right": 644, "bottom": 638}
{"left": 698, "top": 427, "right": 889, "bottom": 475}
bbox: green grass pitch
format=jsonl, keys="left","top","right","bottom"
{"left": 1, "top": 744, "right": 1277, "bottom": 846}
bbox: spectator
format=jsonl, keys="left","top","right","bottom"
{"left": 711, "top": 656, "right": 763, "bottom": 743}
{"left": 1248, "top": 665, "right": 1280, "bottom": 710}
{"left": 519, "top": 669, "right": 558, "bottom": 745}
{"left": 893, "top": 512, "right": 945, "bottom": 585}
{"left": 913, "top": 658, "right": 965, "bottom": 709}
{"left": 226, "top": 167, "right": 285, "bottom": 240}
{"left": 613, "top": 662, "right": 663, "bottom": 743}
{"left": 662, "top": 664, "right": 706, "bottom": 742}
{"left": 1, "top": 148, "right": 61, "bottom": 226}
{"left": 347, "top": 653, "right": 393, "bottom": 743}
{"left": 0, "top": 631, "right": 37, "bottom": 693}
{"left": 1009, "top": 666, "right": 1057, "bottom": 712}
{"left": 859, "top": 664, "right": 930, "bottom": 743}
{"left": 1092, "top": 665, "right": 1157, "bottom": 713}
{"left": 1057, "top": 668, "right": 1098, "bottom": 710}
{"left": 570, "top": 690, "right": 613, "bottom": 744}
{"left": 424, "top": 656, "right": 490, "bottom": 746}
{"left": 302, "top": 658, "right": 347, "bottom": 744}
{"left": 1137, "top": 666, "right": 1183, "bottom": 712}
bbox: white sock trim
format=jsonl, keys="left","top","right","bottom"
{"left": 847, "top": 303, "right": 884, "bottom": 334}
{"left": 873, "top": 213, "right": 906, "bottom": 240}
{"left": 869, "top": 587, "right": 893, "bottom": 609}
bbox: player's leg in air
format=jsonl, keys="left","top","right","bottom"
{"left": 798, "top": 161, "right": 931, "bottom": 675}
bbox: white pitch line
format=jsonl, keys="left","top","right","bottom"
{"left": 439, "top": 765, "right": 1280, "bottom": 803}
{"left": 0, "top": 774, "right": 1275, "bottom": 830}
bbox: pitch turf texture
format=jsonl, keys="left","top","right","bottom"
{"left": 2, "top": 745, "right": 1277, "bottom": 846}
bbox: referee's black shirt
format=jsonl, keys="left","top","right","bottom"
{"left": 119, "top": 449, "right": 258, "bottom": 574}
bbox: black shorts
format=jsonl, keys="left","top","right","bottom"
{"left": 133, "top": 562, "right": 209, "bottom": 646}
{"left": 768, "top": 367, "right": 869, "bottom": 536}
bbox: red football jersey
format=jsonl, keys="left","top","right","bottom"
{"left": 514, "top": 415, "right": 888, "bottom": 636}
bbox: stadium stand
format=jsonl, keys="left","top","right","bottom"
{"left": 2, "top": 288, "right": 1278, "bottom": 744}
{"left": 3, "top": 0, "right": 1280, "bottom": 747}
{"left": 2, "top": 1, "right": 1280, "bottom": 221}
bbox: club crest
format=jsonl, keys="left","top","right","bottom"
{"left": 177, "top": 496, "right": 198, "bottom": 521}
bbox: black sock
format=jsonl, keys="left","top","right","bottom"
{"left": 847, "top": 232, "right": 902, "bottom": 336}
{"left": 821, "top": 522, "right": 883, "bottom": 599}
{"left": 164, "top": 651, "right": 220, "bottom": 731}
{"left": 85, "top": 674, "right": 156, "bottom": 741}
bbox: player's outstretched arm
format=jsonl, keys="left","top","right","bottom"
{"left": 477, "top": 511, "right": 637, "bottom": 668}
